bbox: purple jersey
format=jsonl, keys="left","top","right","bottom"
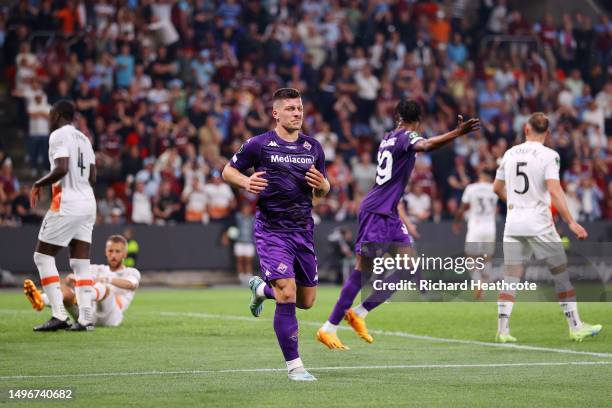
{"left": 359, "top": 128, "right": 423, "bottom": 216}
{"left": 230, "top": 130, "right": 327, "bottom": 231}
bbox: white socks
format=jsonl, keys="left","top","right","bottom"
{"left": 34, "top": 252, "right": 68, "bottom": 321}
{"left": 497, "top": 275, "right": 520, "bottom": 334}
{"left": 321, "top": 321, "right": 338, "bottom": 334}
{"left": 286, "top": 357, "right": 304, "bottom": 373}
{"left": 70, "top": 258, "right": 94, "bottom": 325}
{"left": 552, "top": 271, "right": 582, "bottom": 329}
{"left": 353, "top": 304, "right": 369, "bottom": 318}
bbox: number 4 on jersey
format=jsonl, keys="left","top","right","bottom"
{"left": 78, "top": 148, "right": 86, "bottom": 177}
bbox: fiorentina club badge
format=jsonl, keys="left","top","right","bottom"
{"left": 277, "top": 263, "right": 288, "bottom": 273}
{"left": 303, "top": 141, "right": 311, "bottom": 151}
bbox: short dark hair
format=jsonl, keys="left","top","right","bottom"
{"left": 528, "top": 112, "right": 549, "bottom": 133}
{"left": 107, "top": 234, "right": 128, "bottom": 246}
{"left": 52, "top": 99, "right": 75, "bottom": 121}
{"left": 394, "top": 99, "right": 422, "bottom": 124}
{"left": 273, "top": 88, "right": 301, "bottom": 101}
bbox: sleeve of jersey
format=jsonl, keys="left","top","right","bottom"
{"left": 125, "top": 269, "right": 141, "bottom": 287}
{"left": 404, "top": 131, "right": 424, "bottom": 151}
{"left": 48, "top": 132, "right": 69, "bottom": 160}
{"left": 315, "top": 141, "right": 328, "bottom": 178}
{"left": 495, "top": 157, "right": 506, "bottom": 180}
{"left": 544, "top": 153, "right": 560, "bottom": 180}
{"left": 460, "top": 186, "right": 471, "bottom": 204}
{"left": 229, "top": 138, "right": 260, "bottom": 172}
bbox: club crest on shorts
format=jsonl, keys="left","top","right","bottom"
{"left": 277, "top": 263, "right": 288, "bottom": 273}
{"left": 303, "top": 141, "right": 311, "bottom": 151}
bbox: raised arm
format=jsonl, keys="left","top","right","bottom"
{"left": 413, "top": 116, "right": 480, "bottom": 153}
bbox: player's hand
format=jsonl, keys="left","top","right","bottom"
{"left": 245, "top": 171, "right": 268, "bottom": 194}
{"left": 30, "top": 185, "right": 41, "bottom": 208}
{"left": 452, "top": 222, "right": 461, "bottom": 235}
{"left": 456, "top": 115, "right": 480, "bottom": 136}
{"left": 306, "top": 165, "right": 326, "bottom": 190}
{"left": 568, "top": 221, "right": 588, "bottom": 240}
{"left": 407, "top": 222, "right": 420, "bottom": 239}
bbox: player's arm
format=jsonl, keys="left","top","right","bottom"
{"left": 222, "top": 164, "right": 268, "bottom": 194}
{"left": 89, "top": 163, "right": 96, "bottom": 187}
{"left": 306, "top": 165, "right": 330, "bottom": 197}
{"left": 493, "top": 179, "right": 506, "bottom": 202}
{"left": 413, "top": 115, "right": 480, "bottom": 153}
{"left": 108, "top": 277, "right": 138, "bottom": 290}
{"left": 307, "top": 143, "right": 330, "bottom": 197}
{"left": 222, "top": 139, "right": 268, "bottom": 194}
{"left": 30, "top": 157, "right": 69, "bottom": 208}
{"left": 546, "top": 179, "right": 587, "bottom": 240}
{"left": 452, "top": 202, "right": 469, "bottom": 234}
{"left": 397, "top": 201, "right": 419, "bottom": 238}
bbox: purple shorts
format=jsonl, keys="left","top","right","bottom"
{"left": 355, "top": 211, "right": 413, "bottom": 257}
{"left": 254, "top": 226, "right": 318, "bottom": 287}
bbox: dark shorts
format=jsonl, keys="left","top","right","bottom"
{"left": 355, "top": 211, "right": 413, "bottom": 257}
{"left": 254, "top": 227, "right": 318, "bottom": 287}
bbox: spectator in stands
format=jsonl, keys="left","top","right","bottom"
{"left": 404, "top": 184, "right": 432, "bottom": 224}
{"left": 352, "top": 152, "right": 377, "bottom": 201}
{"left": 98, "top": 186, "right": 126, "bottom": 225}
{"left": 131, "top": 180, "right": 153, "bottom": 225}
{"left": 182, "top": 176, "right": 209, "bottom": 224}
{"left": 153, "top": 181, "right": 182, "bottom": 225}
{"left": 26, "top": 92, "right": 50, "bottom": 177}
{"left": 203, "top": 170, "right": 235, "bottom": 221}
{"left": 0, "top": 160, "right": 19, "bottom": 203}
{"left": 577, "top": 176, "right": 604, "bottom": 222}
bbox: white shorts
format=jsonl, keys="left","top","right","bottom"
{"left": 234, "top": 242, "right": 255, "bottom": 257}
{"left": 94, "top": 291, "right": 124, "bottom": 327}
{"left": 465, "top": 229, "right": 496, "bottom": 256}
{"left": 38, "top": 211, "right": 95, "bottom": 247}
{"left": 503, "top": 230, "right": 567, "bottom": 268}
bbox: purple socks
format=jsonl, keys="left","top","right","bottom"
{"left": 328, "top": 269, "right": 362, "bottom": 325}
{"left": 273, "top": 303, "right": 299, "bottom": 361}
{"left": 264, "top": 284, "right": 275, "bottom": 299}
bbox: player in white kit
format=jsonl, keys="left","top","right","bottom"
{"left": 453, "top": 169, "right": 498, "bottom": 298}
{"left": 29, "top": 100, "right": 97, "bottom": 332}
{"left": 493, "top": 112, "right": 601, "bottom": 343}
{"left": 24, "top": 235, "right": 140, "bottom": 327}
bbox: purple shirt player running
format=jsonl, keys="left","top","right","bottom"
{"left": 316, "top": 99, "right": 480, "bottom": 351}
{"left": 355, "top": 128, "right": 424, "bottom": 255}
{"left": 222, "top": 88, "right": 330, "bottom": 382}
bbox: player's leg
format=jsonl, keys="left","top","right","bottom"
{"left": 270, "top": 277, "right": 315, "bottom": 381}
{"left": 92, "top": 282, "right": 124, "bottom": 327}
{"left": 247, "top": 231, "right": 284, "bottom": 317}
{"left": 535, "top": 236, "right": 602, "bottom": 341}
{"left": 67, "top": 238, "right": 95, "bottom": 331}
{"left": 32, "top": 239, "right": 72, "bottom": 331}
{"left": 497, "top": 236, "right": 529, "bottom": 342}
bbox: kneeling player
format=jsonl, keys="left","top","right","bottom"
{"left": 24, "top": 235, "right": 140, "bottom": 328}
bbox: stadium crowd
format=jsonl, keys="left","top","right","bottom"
{"left": 0, "top": 0, "right": 610, "bottom": 227}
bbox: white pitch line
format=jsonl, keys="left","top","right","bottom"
{"left": 158, "top": 311, "right": 612, "bottom": 359}
{"left": 2, "top": 361, "right": 612, "bottom": 381}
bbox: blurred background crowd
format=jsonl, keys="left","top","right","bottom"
{"left": 0, "top": 0, "right": 610, "bottom": 228}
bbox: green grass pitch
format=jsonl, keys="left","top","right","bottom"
{"left": 1, "top": 287, "right": 611, "bottom": 407}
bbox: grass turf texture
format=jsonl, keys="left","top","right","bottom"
{"left": 1, "top": 287, "right": 611, "bottom": 407}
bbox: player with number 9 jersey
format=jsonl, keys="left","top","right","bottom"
{"left": 316, "top": 100, "right": 480, "bottom": 350}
